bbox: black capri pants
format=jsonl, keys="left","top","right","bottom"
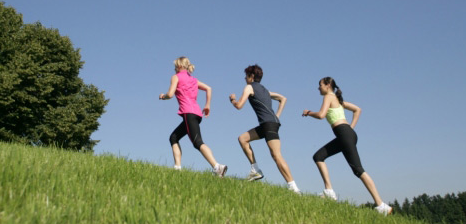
{"left": 313, "top": 124, "right": 365, "bottom": 178}
{"left": 169, "top": 113, "right": 205, "bottom": 150}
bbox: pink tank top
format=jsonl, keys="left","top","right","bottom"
{"left": 175, "top": 70, "right": 203, "bottom": 117}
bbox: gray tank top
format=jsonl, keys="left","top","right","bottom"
{"left": 248, "top": 82, "right": 280, "bottom": 124}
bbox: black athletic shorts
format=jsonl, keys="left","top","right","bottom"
{"left": 254, "top": 122, "right": 280, "bottom": 141}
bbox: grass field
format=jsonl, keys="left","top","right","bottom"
{"left": 0, "top": 142, "right": 424, "bottom": 223}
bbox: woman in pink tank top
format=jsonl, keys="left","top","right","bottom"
{"left": 159, "top": 57, "right": 227, "bottom": 177}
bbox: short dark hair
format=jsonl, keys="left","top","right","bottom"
{"left": 244, "top": 64, "right": 263, "bottom": 83}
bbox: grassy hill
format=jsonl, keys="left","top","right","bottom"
{"left": 0, "top": 142, "right": 424, "bottom": 223}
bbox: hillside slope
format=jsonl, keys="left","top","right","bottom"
{"left": 0, "top": 142, "right": 424, "bottom": 223}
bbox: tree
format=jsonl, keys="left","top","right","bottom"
{"left": 401, "top": 198, "right": 411, "bottom": 216}
{"left": 442, "top": 193, "right": 465, "bottom": 224}
{"left": 411, "top": 194, "right": 432, "bottom": 223}
{"left": 0, "top": 2, "right": 108, "bottom": 150}
{"left": 458, "top": 192, "right": 466, "bottom": 220}
{"left": 390, "top": 199, "right": 402, "bottom": 215}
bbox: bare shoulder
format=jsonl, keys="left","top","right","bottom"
{"left": 244, "top": 84, "right": 254, "bottom": 95}
{"left": 343, "top": 101, "right": 361, "bottom": 111}
{"left": 323, "top": 93, "right": 337, "bottom": 102}
{"left": 324, "top": 94, "right": 340, "bottom": 107}
{"left": 244, "top": 84, "right": 253, "bottom": 91}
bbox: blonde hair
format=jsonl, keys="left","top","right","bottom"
{"left": 174, "top": 56, "right": 195, "bottom": 73}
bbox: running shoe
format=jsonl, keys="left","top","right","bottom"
{"left": 288, "top": 187, "right": 302, "bottom": 195}
{"left": 214, "top": 164, "right": 228, "bottom": 178}
{"left": 321, "top": 189, "right": 338, "bottom": 201}
{"left": 247, "top": 170, "right": 264, "bottom": 181}
{"left": 375, "top": 203, "right": 393, "bottom": 216}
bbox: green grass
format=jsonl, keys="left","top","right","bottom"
{"left": 0, "top": 142, "right": 424, "bottom": 224}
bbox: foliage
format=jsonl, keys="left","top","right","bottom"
{"left": 0, "top": 142, "right": 425, "bottom": 224}
{"left": 0, "top": 2, "right": 108, "bottom": 150}
{"left": 363, "top": 192, "right": 466, "bottom": 224}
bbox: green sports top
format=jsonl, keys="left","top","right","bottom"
{"left": 326, "top": 105, "right": 346, "bottom": 125}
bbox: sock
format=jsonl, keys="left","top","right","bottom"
{"left": 251, "top": 163, "right": 260, "bottom": 172}
{"left": 174, "top": 165, "right": 181, "bottom": 170}
{"left": 287, "top": 180, "right": 298, "bottom": 190}
{"left": 376, "top": 202, "right": 386, "bottom": 208}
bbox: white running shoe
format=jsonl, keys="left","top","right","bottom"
{"left": 214, "top": 164, "right": 228, "bottom": 178}
{"left": 321, "top": 189, "right": 337, "bottom": 201}
{"left": 247, "top": 170, "right": 264, "bottom": 181}
{"left": 174, "top": 165, "right": 181, "bottom": 171}
{"left": 288, "top": 187, "right": 302, "bottom": 195}
{"left": 375, "top": 203, "right": 393, "bottom": 216}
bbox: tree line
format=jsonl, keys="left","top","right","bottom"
{"left": 363, "top": 192, "right": 466, "bottom": 224}
{"left": 0, "top": 2, "right": 108, "bottom": 150}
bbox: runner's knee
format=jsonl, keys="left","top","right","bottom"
{"left": 192, "top": 138, "right": 204, "bottom": 150}
{"left": 169, "top": 133, "right": 178, "bottom": 146}
{"left": 352, "top": 166, "right": 365, "bottom": 178}
{"left": 238, "top": 134, "right": 250, "bottom": 146}
{"left": 313, "top": 151, "right": 325, "bottom": 163}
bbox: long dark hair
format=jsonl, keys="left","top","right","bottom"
{"left": 321, "top": 77, "right": 343, "bottom": 105}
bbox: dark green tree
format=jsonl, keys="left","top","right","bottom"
{"left": 411, "top": 194, "right": 432, "bottom": 223}
{"left": 441, "top": 193, "right": 465, "bottom": 224}
{"left": 458, "top": 192, "right": 466, "bottom": 220}
{"left": 401, "top": 198, "right": 410, "bottom": 215}
{"left": 390, "top": 199, "right": 402, "bottom": 215}
{"left": 430, "top": 194, "right": 445, "bottom": 223}
{"left": 0, "top": 2, "right": 108, "bottom": 150}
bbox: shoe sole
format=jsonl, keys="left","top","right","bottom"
{"left": 320, "top": 193, "right": 337, "bottom": 201}
{"left": 248, "top": 175, "right": 264, "bottom": 182}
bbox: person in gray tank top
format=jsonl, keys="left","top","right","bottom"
{"left": 248, "top": 82, "right": 280, "bottom": 124}
{"left": 229, "top": 64, "right": 301, "bottom": 194}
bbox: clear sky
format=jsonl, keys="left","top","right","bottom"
{"left": 6, "top": 0, "right": 466, "bottom": 204}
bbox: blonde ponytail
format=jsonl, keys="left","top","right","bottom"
{"left": 187, "top": 64, "right": 195, "bottom": 73}
{"left": 174, "top": 56, "right": 195, "bottom": 73}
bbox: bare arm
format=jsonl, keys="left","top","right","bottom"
{"left": 304, "top": 95, "right": 332, "bottom": 119}
{"left": 198, "top": 81, "right": 212, "bottom": 117}
{"left": 343, "top": 101, "right": 361, "bottom": 128}
{"left": 269, "top": 92, "right": 286, "bottom": 118}
{"left": 159, "top": 75, "right": 178, "bottom": 100}
{"left": 229, "top": 85, "right": 253, "bottom": 110}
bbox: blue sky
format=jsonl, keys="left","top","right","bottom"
{"left": 6, "top": 0, "right": 466, "bottom": 204}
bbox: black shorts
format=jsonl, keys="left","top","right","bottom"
{"left": 254, "top": 122, "right": 280, "bottom": 141}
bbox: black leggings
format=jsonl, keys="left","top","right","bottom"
{"left": 169, "top": 113, "right": 204, "bottom": 150}
{"left": 313, "top": 124, "right": 365, "bottom": 178}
